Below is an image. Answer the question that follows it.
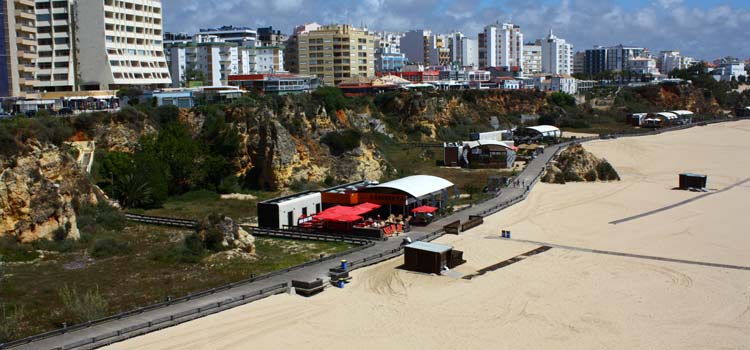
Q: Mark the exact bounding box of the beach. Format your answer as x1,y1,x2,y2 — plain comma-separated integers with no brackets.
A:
105,120,750,350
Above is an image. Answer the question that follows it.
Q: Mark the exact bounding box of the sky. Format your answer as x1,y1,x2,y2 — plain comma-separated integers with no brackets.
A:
162,0,750,60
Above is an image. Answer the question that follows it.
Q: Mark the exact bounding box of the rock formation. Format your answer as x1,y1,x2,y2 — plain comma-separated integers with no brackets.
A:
542,144,620,184
0,141,99,242
197,215,255,254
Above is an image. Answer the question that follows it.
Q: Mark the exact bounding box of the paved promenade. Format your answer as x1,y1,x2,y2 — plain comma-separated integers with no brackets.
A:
8,141,567,350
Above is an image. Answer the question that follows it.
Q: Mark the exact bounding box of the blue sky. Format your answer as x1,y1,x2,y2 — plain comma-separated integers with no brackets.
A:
162,0,750,60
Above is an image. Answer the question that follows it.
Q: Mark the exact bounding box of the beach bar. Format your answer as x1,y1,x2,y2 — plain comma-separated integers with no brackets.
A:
404,241,454,274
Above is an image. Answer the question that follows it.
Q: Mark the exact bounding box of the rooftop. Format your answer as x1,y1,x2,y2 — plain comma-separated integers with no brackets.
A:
406,241,452,254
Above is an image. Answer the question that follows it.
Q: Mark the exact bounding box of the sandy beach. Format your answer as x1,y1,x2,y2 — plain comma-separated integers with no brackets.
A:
105,120,750,350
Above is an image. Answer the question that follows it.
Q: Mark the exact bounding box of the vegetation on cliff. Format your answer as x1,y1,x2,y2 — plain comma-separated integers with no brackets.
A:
542,144,620,184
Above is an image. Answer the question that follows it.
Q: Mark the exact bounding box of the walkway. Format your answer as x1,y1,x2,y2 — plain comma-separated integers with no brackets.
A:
6,141,569,350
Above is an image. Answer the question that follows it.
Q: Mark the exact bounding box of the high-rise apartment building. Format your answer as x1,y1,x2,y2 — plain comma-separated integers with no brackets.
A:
584,46,608,76
283,22,319,73
584,45,646,76
460,37,478,69
573,51,585,75
659,50,689,74
34,0,75,92
76,0,170,90
523,42,542,74
1,0,39,98
606,44,645,72
257,26,286,47
374,31,406,72
296,24,375,86
167,34,284,88
401,29,450,66
480,22,524,71
541,29,573,75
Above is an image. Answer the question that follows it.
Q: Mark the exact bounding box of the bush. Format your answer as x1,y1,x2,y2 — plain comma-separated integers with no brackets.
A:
0,236,39,262
312,87,347,115
321,130,362,156
0,304,24,343
596,161,621,181
150,230,208,264
91,238,131,258
549,92,576,107
59,284,109,323
76,202,126,235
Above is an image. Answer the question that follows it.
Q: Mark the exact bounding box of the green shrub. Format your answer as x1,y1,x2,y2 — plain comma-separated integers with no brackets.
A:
562,168,583,182
76,202,126,234
312,87,347,115
0,304,24,343
91,238,131,258
173,190,220,202
321,130,362,156
0,236,39,262
58,284,108,323
549,92,576,107
596,161,621,181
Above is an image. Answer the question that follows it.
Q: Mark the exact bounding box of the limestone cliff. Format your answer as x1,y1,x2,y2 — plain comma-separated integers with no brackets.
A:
0,141,99,242
542,144,620,184
93,112,157,153
224,98,387,191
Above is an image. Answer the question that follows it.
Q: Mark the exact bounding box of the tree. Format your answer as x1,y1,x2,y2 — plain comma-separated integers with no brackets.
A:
548,92,576,107
463,184,481,204
184,69,205,87
116,87,143,106
312,87,347,115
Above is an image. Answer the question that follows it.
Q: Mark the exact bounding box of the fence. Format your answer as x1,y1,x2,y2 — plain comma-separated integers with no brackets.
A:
5,116,747,350
0,241,374,350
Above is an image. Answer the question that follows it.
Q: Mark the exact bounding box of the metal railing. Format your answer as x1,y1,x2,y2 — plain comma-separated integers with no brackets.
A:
0,241,373,350
4,116,747,350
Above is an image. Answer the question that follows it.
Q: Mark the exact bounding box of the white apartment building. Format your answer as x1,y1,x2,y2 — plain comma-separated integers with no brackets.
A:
167,34,283,87
34,0,75,92
76,0,170,90
541,30,573,75
449,31,469,67
628,57,659,75
659,50,680,74
480,22,524,71
523,42,542,74
461,37,478,69
712,62,746,82
1,0,39,98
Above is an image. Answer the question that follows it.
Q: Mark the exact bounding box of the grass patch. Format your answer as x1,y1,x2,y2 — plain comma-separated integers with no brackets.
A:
140,190,276,223
0,223,355,342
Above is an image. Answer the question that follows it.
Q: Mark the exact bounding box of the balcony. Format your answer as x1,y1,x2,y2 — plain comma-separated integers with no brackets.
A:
18,64,37,73
15,23,37,34
17,51,38,60
14,9,36,21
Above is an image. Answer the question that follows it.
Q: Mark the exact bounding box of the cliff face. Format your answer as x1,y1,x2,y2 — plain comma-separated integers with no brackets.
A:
225,99,387,191
0,142,98,242
375,90,550,140
93,116,157,153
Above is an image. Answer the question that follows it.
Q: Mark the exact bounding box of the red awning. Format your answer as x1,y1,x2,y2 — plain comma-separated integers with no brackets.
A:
411,205,438,214
329,215,364,223
314,203,381,221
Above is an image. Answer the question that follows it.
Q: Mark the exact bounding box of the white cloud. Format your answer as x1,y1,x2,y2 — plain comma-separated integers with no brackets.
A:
162,0,750,59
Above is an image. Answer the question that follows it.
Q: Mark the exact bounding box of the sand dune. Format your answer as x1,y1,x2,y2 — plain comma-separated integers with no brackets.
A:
105,121,750,350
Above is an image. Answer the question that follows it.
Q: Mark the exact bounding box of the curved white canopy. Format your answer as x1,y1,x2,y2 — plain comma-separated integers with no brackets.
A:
373,175,454,198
